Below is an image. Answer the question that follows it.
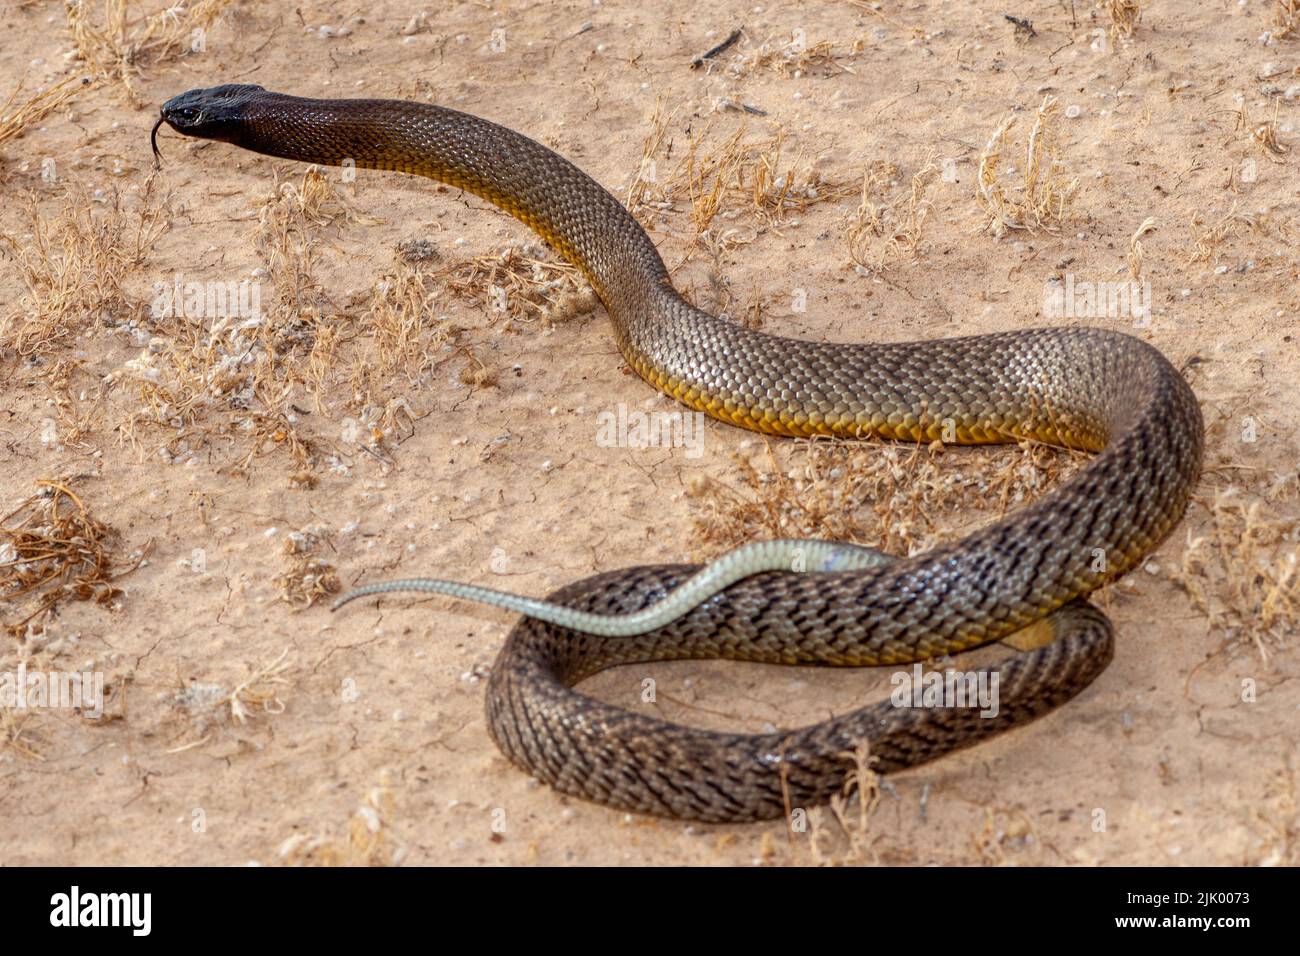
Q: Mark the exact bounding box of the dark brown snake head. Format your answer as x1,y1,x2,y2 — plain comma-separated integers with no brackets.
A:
152,84,267,166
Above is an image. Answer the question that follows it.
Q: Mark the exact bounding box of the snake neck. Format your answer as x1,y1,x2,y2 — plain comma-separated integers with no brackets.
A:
227,92,670,315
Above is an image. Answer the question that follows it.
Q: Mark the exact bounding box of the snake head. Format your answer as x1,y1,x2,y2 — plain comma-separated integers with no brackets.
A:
153,84,267,163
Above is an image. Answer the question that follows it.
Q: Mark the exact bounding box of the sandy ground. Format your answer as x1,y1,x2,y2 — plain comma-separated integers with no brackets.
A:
0,0,1297,866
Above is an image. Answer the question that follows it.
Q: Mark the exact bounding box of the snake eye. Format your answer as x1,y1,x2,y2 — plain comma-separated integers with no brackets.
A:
175,107,200,122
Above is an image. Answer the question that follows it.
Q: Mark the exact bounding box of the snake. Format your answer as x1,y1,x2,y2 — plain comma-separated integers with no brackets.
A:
155,85,1203,823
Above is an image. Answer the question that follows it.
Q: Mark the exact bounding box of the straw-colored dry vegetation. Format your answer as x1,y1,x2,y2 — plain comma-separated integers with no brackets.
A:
439,243,593,329
627,100,857,252
725,33,866,80
1127,216,1157,282
1186,205,1273,265
167,647,292,750
0,76,92,161
1173,479,1300,659
0,702,47,760
1,179,169,357
687,438,1079,561
1276,0,1300,39
1233,104,1291,158
278,772,402,866
743,738,887,866
0,150,455,487
977,96,1081,237
361,261,448,385
1100,1,1144,42
252,168,357,322
847,154,942,273
971,804,1043,865
274,528,341,608
65,0,235,101
801,741,883,865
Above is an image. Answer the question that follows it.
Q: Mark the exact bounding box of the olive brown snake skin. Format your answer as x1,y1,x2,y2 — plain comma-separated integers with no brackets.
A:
157,85,1203,823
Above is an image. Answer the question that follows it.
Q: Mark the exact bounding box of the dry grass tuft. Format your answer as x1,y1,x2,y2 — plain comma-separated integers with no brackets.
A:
687,438,1075,561
352,260,453,392
847,153,942,273
1101,0,1144,42
727,34,864,79
625,97,676,217
0,706,48,761
1235,105,1291,158
278,774,401,866
977,96,1080,237
253,167,357,324
64,0,233,101
439,243,592,329
456,347,500,389
228,648,292,724
274,530,340,608
1,178,169,357
628,116,855,254
0,75,92,160
1186,204,1268,264
110,169,346,474
1172,482,1299,659
1248,762,1298,865
1127,216,1157,281
0,479,146,639
787,740,883,866
1275,0,1300,39
972,805,1041,865
107,167,340,476
42,357,106,449
168,649,292,749
107,308,321,477
825,740,883,863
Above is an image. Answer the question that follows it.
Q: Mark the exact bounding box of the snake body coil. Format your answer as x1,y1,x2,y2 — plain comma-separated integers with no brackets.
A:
159,85,1203,823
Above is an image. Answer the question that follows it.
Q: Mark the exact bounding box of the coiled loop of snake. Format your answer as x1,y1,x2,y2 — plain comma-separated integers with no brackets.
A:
158,85,1203,822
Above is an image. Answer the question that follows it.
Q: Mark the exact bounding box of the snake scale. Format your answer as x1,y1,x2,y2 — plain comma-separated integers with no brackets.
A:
157,85,1203,823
